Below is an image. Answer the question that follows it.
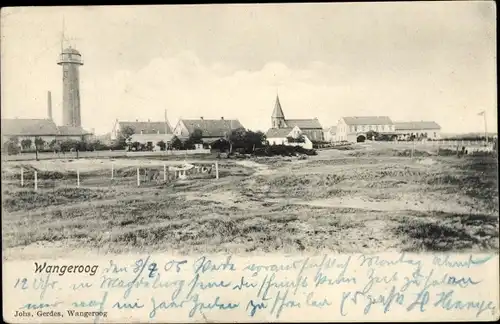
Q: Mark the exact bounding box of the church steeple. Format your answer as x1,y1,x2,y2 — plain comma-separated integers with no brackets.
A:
271,94,286,128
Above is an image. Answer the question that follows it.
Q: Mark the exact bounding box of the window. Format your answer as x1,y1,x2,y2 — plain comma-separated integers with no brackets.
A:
354,126,358,132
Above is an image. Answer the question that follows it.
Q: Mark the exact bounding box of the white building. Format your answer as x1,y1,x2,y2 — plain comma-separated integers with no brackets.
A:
323,126,337,142
394,121,442,140
265,125,313,149
336,116,396,143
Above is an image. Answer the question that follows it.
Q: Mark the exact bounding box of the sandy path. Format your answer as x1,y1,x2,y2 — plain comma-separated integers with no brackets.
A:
288,198,486,215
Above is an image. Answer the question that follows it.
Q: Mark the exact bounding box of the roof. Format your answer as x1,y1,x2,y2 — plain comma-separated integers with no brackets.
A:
394,121,441,130
342,116,393,125
272,95,285,119
180,119,244,137
57,126,92,136
1,118,60,136
119,121,173,134
62,47,81,55
285,118,323,129
265,128,294,138
324,126,337,134
130,133,174,142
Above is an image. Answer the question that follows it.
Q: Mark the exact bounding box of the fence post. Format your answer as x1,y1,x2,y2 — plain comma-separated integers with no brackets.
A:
34,171,38,191
163,164,167,181
77,169,80,187
215,161,219,179
137,168,140,187
21,167,24,187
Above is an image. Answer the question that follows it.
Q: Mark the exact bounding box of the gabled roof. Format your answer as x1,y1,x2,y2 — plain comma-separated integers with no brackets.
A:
325,126,337,134
119,121,172,134
265,128,294,138
1,118,60,136
272,95,285,119
180,119,244,138
285,118,323,129
394,121,441,130
342,116,393,125
57,126,92,136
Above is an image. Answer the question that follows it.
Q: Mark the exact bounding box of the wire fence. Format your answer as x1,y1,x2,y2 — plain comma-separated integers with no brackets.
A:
3,162,220,192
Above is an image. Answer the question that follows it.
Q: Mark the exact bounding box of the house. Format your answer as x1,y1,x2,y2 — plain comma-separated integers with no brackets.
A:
265,125,313,150
323,126,337,142
270,95,324,141
172,117,245,144
113,119,173,139
129,133,175,151
1,118,93,150
394,121,442,141
336,116,396,143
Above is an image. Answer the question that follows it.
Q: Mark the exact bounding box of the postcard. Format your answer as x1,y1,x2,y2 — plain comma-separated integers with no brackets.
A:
1,2,498,323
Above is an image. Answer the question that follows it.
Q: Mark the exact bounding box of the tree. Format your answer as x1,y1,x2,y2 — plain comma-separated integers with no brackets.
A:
157,140,166,151
34,137,46,160
170,136,183,150
184,128,203,149
211,138,230,152
49,139,60,153
244,130,266,152
190,128,203,144
34,137,45,150
5,136,20,155
366,130,379,141
226,127,247,154
130,141,141,151
117,125,135,149
21,139,32,151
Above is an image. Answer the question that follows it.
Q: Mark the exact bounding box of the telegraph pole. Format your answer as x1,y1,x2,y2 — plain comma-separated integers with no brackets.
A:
483,111,488,144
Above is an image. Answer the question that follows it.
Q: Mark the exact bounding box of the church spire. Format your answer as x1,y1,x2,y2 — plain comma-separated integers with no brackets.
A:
271,94,286,129
272,94,285,119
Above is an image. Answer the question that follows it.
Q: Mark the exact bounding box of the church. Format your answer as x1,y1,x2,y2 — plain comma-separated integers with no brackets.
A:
266,95,324,142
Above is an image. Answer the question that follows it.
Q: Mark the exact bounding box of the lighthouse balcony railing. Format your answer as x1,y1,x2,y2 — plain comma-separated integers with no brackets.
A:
57,55,84,65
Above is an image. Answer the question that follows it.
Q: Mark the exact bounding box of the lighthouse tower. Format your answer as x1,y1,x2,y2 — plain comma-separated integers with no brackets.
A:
57,46,83,127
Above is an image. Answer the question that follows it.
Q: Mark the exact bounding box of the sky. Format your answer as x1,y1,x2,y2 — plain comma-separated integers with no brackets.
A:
1,2,497,135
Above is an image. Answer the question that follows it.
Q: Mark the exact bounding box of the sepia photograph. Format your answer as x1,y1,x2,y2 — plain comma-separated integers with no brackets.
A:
2,3,499,323
1,3,498,261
